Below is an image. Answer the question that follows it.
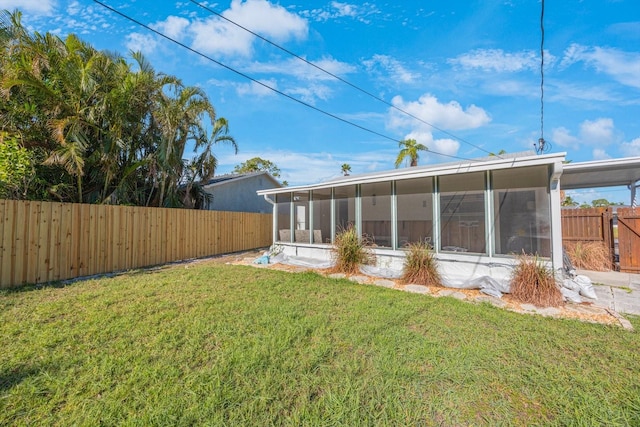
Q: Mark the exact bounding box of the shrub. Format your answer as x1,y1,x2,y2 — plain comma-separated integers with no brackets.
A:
401,241,442,286
564,241,611,271
331,225,375,275
510,253,563,307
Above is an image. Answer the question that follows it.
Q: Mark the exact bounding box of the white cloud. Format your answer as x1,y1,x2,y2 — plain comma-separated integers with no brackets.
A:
404,131,460,162
560,43,640,89
549,81,621,104
389,93,491,131
302,1,379,23
551,118,616,150
551,126,579,149
579,118,615,145
236,79,277,97
226,0,307,41
449,49,540,72
152,16,190,40
363,54,419,84
324,2,358,19
190,18,254,56
0,0,54,14
285,83,332,104
385,94,490,160
191,0,307,57
125,33,158,55
66,1,80,16
246,56,356,81
592,148,611,160
620,137,640,157
128,1,307,58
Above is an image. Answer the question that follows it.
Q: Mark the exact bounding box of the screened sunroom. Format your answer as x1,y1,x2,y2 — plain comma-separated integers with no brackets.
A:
258,152,565,279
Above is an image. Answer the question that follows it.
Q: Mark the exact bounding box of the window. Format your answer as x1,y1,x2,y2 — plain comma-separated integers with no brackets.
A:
334,185,356,235
396,178,433,247
439,172,486,253
361,182,392,247
276,193,291,242
311,189,331,244
492,166,551,257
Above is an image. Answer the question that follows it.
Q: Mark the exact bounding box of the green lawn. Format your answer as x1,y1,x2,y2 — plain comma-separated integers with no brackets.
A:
1,263,639,426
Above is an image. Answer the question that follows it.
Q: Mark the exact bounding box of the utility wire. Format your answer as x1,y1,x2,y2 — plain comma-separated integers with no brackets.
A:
188,0,499,159
535,0,550,155
92,0,479,163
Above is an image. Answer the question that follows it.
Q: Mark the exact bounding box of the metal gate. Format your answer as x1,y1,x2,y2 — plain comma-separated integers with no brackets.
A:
617,207,640,273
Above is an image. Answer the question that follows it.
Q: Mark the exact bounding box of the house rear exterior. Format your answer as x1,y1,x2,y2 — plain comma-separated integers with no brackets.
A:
204,171,281,213
258,152,564,282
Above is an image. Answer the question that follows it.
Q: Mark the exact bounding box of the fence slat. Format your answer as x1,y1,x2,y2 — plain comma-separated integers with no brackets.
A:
0,200,4,276
25,201,41,285
0,199,272,288
1,200,16,286
617,207,640,273
562,207,615,270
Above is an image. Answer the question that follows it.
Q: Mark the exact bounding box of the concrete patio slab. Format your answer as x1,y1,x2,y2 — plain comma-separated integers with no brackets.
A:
577,269,640,316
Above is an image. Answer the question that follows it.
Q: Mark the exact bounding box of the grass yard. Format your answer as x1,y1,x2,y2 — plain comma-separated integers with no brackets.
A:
1,262,639,426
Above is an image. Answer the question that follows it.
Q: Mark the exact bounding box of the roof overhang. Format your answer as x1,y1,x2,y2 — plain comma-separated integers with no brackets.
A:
257,152,566,196
561,157,640,190
204,171,281,190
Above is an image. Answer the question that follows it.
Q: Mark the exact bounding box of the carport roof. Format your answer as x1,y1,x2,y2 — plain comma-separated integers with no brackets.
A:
561,157,640,190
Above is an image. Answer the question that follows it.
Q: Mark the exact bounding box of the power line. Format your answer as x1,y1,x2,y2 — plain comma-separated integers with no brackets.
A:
91,0,479,163
535,0,550,155
188,0,499,159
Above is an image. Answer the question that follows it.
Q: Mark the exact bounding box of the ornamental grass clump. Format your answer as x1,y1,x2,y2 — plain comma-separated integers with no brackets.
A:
564,241,610,271
401,241,442,287
510,253,563,308
331,225,375,275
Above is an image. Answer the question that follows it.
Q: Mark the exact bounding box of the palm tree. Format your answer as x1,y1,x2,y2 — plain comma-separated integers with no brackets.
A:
0,11,235,208
341,163,351,176
181,117,237,208
395,139,428,168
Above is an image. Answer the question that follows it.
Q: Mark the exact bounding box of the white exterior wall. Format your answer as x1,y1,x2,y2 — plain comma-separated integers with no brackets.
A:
277,243,520,282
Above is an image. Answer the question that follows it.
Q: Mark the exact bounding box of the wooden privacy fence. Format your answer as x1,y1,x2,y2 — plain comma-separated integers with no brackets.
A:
0,199,272,288
561,207,640,273
561,207,615,270
617,207,640,273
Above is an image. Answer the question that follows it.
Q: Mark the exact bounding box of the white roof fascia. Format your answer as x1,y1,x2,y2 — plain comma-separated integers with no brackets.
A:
257,152,566,196
561,157,640,189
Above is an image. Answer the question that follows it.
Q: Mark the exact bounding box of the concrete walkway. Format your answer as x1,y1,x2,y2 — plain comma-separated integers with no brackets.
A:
577,269,640,315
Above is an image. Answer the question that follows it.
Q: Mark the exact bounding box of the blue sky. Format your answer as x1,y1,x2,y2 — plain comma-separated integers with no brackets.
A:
4,0,640,203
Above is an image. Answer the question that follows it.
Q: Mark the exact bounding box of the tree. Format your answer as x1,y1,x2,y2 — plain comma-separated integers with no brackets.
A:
395,138,427,168
489,149,507,157
591,198,622,207
0,132,34,198
341,163,351,176
0,10,232,208
561,195,579,207
233,157,281,178
560,190,578,207
181,117,237,208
